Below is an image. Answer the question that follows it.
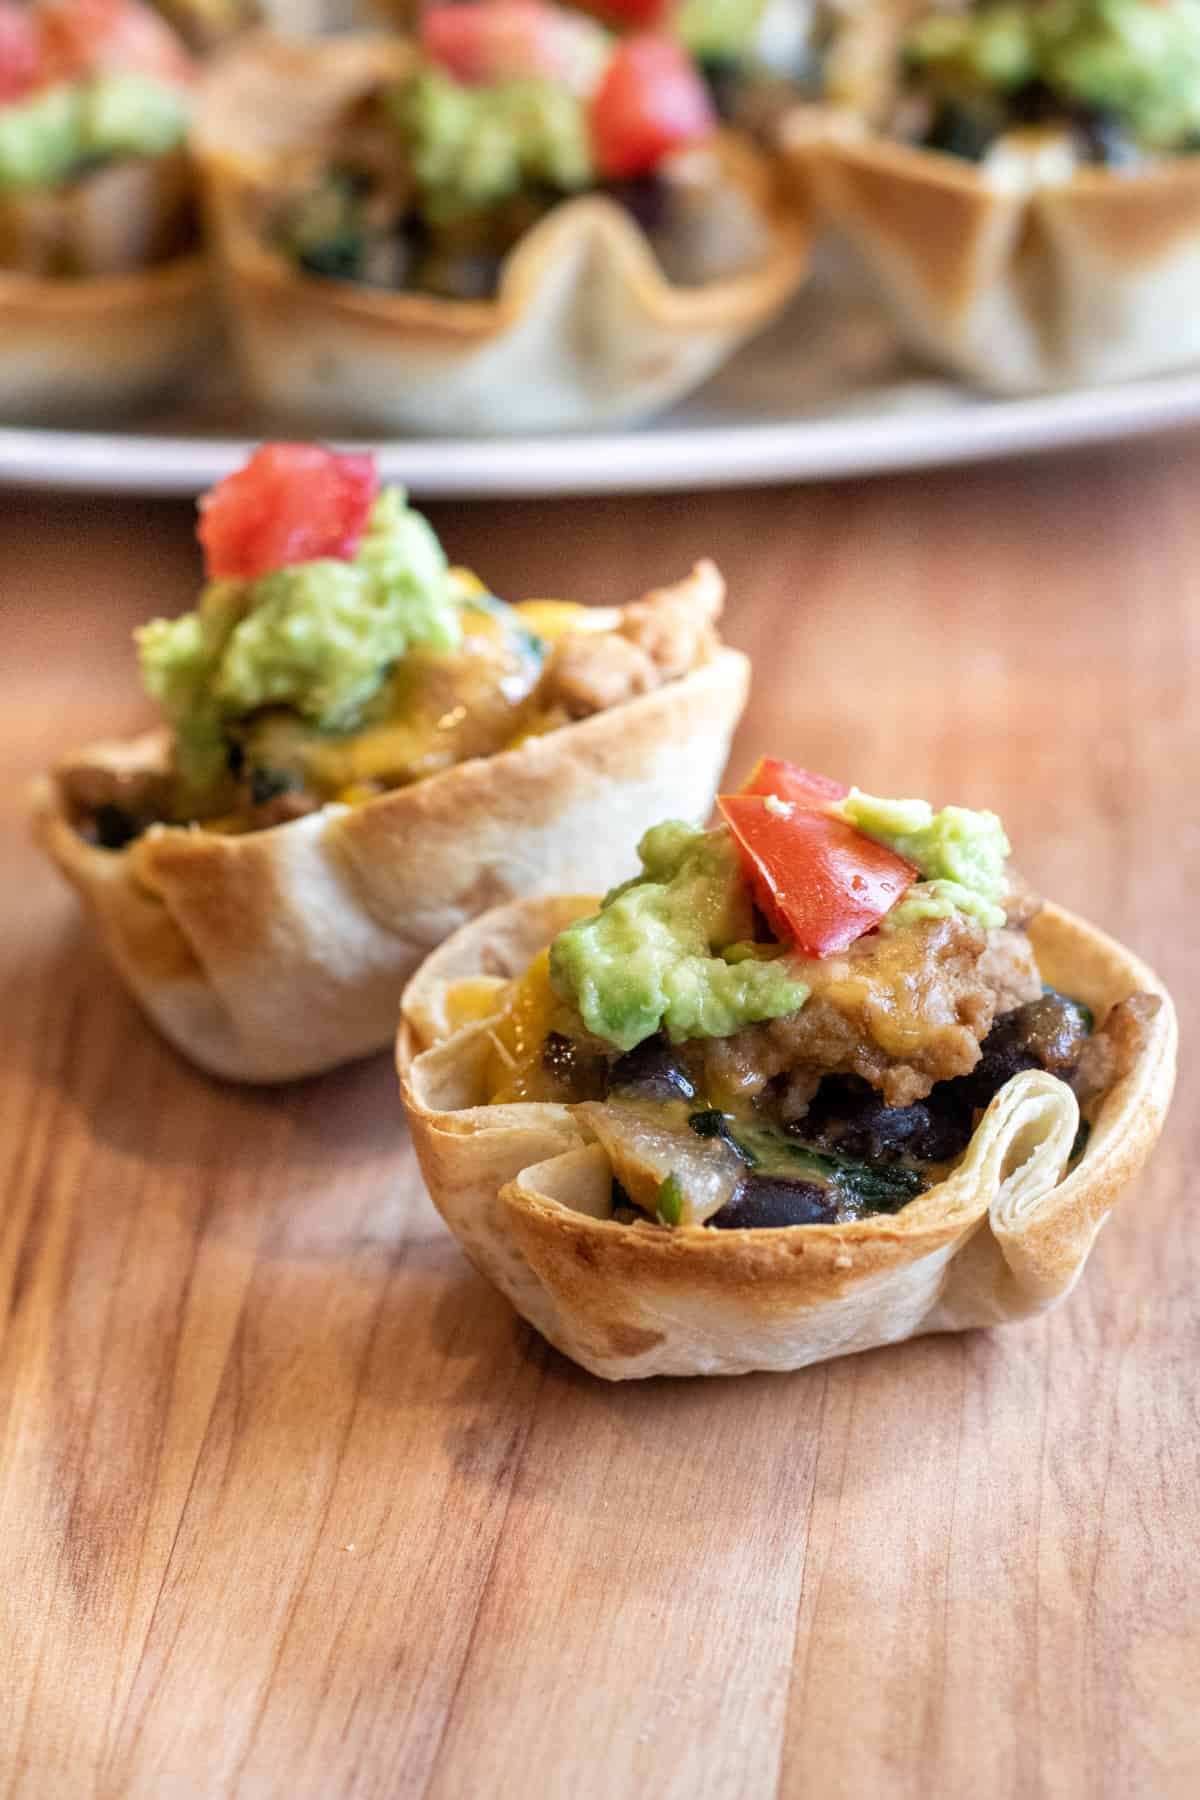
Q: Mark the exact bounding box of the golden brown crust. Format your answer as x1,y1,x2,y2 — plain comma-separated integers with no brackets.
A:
398,897,1176,1378
193,32,809,432
0,251,213,420
784,120,1200,392
32,569,750,1082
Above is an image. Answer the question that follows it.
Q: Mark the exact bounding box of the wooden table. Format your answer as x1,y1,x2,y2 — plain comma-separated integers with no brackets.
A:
2,444,1197,1799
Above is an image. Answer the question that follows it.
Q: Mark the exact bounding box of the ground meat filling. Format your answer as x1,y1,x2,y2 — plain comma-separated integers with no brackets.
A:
537,574,721,719
59,574,721,845
700,914,1043,1111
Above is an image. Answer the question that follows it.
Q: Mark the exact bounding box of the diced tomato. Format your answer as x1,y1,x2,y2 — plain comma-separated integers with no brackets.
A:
197,445,380,582
0,2,42,101
577,0,673,27
739,759,849,810
717,795,915,959
421,2,608,95
39,0,195,88
589,34,714,179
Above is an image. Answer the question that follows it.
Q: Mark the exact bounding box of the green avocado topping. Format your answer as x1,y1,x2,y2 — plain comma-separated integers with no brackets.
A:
676,0,768,61
0,74,189,193
549,820,809,1053
137,489,460,805
392,68,593,227
834,788,1010,930
906,0,1200,151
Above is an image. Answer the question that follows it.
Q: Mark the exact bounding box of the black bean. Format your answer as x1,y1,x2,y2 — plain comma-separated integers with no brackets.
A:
298,238,365,282
610,1179,642,1225
922,101,999,161
92,804,139,850
1009,80,1061,127
698,56,741,124
904,1093,976,1163
543,1031,583,1086
249,766,300,808
1070,108,1140,168
541,1032,606,1102
1018,992,1093,1070
710,1175,838,1230
603,171,670,237
953,992,1091,1114
609,1036,696,1104
800,1076,936,1164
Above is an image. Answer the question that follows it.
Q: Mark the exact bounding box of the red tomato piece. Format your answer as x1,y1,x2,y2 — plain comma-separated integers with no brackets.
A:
717,795,916,959
421,1,604,92
39,0,194,87
738,758,848,810
583,0,673,27
0,1,42,100
197,445,380,582
590,35,714,179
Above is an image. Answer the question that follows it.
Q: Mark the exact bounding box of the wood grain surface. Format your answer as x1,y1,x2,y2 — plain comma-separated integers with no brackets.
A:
2,445,1197,1799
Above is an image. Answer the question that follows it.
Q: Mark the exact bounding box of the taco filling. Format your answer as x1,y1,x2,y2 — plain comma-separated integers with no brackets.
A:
0,0,197,277
891,0,1200,166
54,442,729,844
262,1,776,302
459,759,1159,1228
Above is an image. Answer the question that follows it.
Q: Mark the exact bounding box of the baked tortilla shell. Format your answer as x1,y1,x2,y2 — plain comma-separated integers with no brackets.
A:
398,896,1176,1379
32,587,749,1082
787,125,1200,392
193,33,809,433
0,252,213,421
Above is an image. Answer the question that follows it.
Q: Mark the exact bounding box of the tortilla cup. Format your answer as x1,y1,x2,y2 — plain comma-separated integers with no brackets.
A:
0,250,213,422
32,567,749,1083
785,118,1200,393
193,32,809,434
398,896,1176,1379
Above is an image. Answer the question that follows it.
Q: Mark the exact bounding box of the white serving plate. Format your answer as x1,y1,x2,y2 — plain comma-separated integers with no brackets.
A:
4,281,1200,499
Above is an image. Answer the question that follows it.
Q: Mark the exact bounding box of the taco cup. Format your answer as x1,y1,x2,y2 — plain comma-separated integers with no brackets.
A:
32,444,749,1082
0,0,213,418
783,0,1200,392
398,762,1175,1379
192,18,808,434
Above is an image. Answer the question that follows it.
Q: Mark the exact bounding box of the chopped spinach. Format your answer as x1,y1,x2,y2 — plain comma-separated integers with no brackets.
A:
278,171,366,284
462,588,546,666
687,1108,743,1154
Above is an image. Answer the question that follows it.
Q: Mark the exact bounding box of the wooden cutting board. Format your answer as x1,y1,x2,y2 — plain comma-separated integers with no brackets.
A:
2,450,1197,1799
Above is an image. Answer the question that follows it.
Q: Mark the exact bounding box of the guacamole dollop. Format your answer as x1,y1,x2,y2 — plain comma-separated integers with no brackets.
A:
906,0,1200,150
0,74,189,193
138,489,460,802
836,789,1010,930
549,820,809,1052
393,68,593,226
677,0,767,61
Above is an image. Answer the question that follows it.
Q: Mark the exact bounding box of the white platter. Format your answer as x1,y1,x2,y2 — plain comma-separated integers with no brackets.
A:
4,282,1200,499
